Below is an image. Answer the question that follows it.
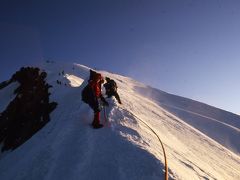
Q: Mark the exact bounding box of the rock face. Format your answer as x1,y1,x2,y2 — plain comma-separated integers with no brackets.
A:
0,67,57,152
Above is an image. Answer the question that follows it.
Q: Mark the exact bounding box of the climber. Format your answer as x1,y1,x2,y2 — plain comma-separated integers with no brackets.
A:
82,70,109,129
104,77,122,104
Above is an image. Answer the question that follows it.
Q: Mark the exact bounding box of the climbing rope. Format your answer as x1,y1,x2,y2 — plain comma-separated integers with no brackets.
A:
118,107,168,180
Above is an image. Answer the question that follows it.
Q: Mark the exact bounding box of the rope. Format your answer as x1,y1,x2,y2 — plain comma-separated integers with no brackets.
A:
118,107,168,180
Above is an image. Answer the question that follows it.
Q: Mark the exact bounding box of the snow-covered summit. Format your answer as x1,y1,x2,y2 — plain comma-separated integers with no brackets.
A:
0,61,240,180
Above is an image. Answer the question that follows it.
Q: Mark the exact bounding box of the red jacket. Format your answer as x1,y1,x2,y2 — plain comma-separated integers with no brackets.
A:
89,80,101,98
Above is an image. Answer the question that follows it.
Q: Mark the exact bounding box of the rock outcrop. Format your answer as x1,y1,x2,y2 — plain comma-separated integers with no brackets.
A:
0,67,57,151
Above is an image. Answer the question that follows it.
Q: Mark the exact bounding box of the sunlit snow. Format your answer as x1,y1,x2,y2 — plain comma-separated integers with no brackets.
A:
0,62,239,180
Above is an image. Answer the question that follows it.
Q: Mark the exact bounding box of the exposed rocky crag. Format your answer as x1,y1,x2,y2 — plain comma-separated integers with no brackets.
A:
0,67,57,151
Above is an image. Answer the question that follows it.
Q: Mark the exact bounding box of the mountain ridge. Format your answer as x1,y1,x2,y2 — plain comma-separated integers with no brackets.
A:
0,61,239,180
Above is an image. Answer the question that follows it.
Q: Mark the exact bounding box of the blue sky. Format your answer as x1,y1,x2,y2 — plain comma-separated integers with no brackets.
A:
0,0,239,114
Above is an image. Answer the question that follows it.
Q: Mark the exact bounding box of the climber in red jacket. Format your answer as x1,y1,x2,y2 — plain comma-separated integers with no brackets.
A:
82,70,109,128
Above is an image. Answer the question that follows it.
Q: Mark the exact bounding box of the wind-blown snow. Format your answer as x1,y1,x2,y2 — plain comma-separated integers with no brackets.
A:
135,87,240,155
0,62,239,180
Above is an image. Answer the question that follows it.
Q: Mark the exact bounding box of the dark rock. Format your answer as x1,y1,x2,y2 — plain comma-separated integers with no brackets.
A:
0,80,13,90
0,67,58,152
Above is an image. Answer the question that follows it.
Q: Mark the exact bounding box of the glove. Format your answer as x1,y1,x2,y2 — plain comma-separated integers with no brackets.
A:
100,96,109,106
102,100,109,106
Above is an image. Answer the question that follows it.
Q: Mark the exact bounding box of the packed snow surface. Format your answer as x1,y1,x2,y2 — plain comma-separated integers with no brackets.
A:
0,62,240,180
0,82,19,113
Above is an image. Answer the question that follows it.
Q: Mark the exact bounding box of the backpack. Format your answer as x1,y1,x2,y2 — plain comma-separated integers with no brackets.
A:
82,84,94,104
107,80,117,92
89,69,102,82
82,69,101,104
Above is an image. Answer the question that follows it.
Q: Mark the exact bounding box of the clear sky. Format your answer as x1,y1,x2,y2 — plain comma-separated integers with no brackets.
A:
0,0,239,114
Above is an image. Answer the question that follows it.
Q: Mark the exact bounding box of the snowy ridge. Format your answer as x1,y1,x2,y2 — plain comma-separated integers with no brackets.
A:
135,86,240,155
0,62,240,180
0,82,19,113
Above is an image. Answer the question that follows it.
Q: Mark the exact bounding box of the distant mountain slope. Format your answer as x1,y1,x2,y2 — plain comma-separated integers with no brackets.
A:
136,86,240,128
135,86,240,155
0,62,239,180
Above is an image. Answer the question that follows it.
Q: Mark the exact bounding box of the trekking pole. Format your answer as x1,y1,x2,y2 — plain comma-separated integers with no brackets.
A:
118,107,168,180
103,106,108,126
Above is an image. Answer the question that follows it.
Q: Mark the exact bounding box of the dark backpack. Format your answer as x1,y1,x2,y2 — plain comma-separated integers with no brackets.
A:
81,69,100,104
89,69,99,82
82,84,94,104
106,80,117,92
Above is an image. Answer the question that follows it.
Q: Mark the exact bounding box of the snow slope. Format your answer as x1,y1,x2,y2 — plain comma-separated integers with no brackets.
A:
0,82,19,113
135,86,240,155
0,62,239,180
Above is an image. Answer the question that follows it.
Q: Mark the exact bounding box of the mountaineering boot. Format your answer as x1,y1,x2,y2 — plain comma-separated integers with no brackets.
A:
92,112,103,129
93,123,103,129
